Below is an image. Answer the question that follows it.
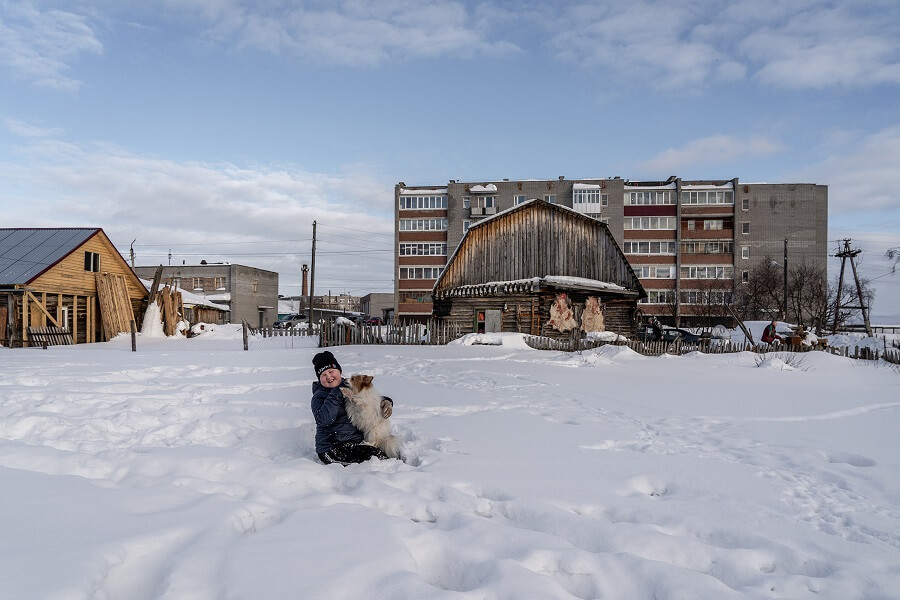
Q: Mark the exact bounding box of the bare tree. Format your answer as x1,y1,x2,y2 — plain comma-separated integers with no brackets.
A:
887,247,900,274
732,258,782,322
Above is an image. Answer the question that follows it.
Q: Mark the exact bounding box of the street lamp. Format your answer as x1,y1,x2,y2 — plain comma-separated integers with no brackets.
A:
769,237,788,321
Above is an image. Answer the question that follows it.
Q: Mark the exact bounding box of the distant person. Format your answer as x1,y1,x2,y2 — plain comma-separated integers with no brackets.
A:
650,317,663,342
761,319,782,345
310,351,394,466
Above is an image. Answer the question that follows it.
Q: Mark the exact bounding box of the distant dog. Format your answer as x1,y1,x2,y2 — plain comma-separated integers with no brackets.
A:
341,374,401,459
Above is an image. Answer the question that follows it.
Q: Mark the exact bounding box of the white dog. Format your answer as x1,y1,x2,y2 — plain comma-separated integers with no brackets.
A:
341,374,401,459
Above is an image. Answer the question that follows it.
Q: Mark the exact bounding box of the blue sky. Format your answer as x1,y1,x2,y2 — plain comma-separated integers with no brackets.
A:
1,0,898,321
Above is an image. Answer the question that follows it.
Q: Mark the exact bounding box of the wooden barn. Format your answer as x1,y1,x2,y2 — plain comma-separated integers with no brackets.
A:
0,228,148,347
432,199,646,339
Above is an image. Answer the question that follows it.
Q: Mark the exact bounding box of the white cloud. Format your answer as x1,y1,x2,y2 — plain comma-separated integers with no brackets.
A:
169,0,519,65
0,137,397,294
546,0,900,89
0,1,102,90
640,134,782,174
792,125,900,215
3,116,64,137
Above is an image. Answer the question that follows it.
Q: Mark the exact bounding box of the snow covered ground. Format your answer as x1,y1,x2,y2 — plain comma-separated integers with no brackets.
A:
1,335,898,599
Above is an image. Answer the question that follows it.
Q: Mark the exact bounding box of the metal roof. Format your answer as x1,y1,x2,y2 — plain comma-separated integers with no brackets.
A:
0,228,100,286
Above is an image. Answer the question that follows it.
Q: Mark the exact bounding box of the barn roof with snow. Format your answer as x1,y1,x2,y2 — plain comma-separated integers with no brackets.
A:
433,199,645,300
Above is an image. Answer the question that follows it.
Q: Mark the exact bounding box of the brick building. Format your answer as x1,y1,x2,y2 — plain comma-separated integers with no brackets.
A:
394,177,827,327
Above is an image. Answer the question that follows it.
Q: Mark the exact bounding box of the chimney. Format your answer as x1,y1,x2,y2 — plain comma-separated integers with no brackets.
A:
301,263,309,297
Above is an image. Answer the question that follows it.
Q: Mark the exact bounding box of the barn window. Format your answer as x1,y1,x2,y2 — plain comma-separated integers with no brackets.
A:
475,310,486,334
84,251,100,272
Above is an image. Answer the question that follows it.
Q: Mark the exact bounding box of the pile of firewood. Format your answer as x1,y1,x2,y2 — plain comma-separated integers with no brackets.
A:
145,266,185,336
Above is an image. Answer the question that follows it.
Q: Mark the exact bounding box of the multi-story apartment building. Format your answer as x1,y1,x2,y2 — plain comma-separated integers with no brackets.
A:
394,177,827,326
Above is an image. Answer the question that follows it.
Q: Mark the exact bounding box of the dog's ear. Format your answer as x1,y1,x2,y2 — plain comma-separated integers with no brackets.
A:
362,374,374,387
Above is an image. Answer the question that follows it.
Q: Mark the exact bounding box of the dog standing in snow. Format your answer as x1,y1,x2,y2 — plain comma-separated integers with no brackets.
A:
340,374,401,459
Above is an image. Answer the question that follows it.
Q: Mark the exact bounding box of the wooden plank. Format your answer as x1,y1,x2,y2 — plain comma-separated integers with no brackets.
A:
25,291,61,327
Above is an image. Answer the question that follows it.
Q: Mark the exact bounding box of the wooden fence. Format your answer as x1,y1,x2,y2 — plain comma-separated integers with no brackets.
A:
319,318,463,348
523,334,900,363
246,318,900,364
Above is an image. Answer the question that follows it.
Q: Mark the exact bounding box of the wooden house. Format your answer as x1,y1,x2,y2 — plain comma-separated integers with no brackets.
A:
0,228,148,346
432,200,646,339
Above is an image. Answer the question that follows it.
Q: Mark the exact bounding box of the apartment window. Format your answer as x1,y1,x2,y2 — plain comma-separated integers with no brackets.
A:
681,240,734,254
399,218,448,231
514,195,526,205
399,267,444,279
626,191,674,205
742,270,750,283
473,196,495,208
741,222,750,235
192,277,202,290
623,241,677,255
624,216,676,230
680,266,734,279
637,265,675,279
544,194,556,204
399,243,447,256
680,290,733,305
703,219,724,230
463,220,471,232
742,198,750,211
399,195,448,210
84,251,100,272
463,197,470,209
600,218,610,224
573,189,607,206
741,246,750,259
687,220,695,230
213,277,226,289
640,290,676,304
680,190,734,205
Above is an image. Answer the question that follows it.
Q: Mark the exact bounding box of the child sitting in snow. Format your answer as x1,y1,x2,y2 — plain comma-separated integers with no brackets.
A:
310,351,394,466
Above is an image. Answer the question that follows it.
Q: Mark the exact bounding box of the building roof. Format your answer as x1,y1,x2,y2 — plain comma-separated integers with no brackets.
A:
433,199,646,299
0,228,101,286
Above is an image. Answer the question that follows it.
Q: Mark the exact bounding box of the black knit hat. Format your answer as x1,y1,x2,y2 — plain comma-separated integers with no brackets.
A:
312,351,341,378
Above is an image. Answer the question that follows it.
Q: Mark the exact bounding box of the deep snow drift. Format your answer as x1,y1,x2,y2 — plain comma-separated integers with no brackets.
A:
0,335,898,599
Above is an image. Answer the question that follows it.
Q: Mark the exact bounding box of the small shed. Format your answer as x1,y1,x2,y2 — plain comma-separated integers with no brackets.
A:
0,228,148,346
432,200,646,339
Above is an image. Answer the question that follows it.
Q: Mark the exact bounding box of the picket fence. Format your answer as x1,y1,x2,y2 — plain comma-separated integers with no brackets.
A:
249,318,900,364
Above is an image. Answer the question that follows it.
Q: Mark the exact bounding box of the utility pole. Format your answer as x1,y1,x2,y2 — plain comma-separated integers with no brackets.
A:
308,221,317,330
783,238,788,321
831,239,872,336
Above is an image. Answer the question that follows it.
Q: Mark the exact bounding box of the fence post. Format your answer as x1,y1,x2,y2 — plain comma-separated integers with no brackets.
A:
130,319,137,352
242,320,249,351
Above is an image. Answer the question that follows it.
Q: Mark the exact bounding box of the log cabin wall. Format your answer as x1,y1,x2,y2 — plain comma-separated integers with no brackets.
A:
434,291,637,340
436,202,642,294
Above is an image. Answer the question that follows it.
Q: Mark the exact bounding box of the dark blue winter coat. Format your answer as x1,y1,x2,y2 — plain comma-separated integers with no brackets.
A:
311,379,363,454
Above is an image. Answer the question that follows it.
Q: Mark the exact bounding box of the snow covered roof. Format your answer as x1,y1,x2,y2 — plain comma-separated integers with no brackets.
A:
400,188,448,195
572,183,602,190
624,182,677,190
140,279,230,311
469,184,498,193
681,182,734,189
438,276,636,299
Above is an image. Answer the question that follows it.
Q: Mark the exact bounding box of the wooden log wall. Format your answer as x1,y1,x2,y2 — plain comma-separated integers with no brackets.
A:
435,291,638,340
436,203,641,295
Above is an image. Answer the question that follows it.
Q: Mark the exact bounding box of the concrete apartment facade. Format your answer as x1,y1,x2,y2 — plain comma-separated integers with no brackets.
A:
394,177,827,326
134,263,279,328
